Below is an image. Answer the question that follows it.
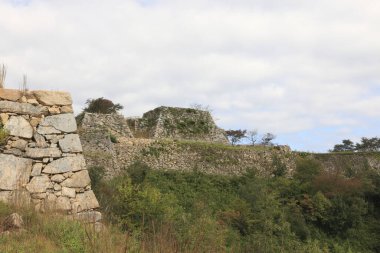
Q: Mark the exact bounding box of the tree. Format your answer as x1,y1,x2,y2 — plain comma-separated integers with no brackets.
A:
225,129,247,145
83,97,123,114
247,130,259,145
332,139,355,152
356,137,380,152
261,133,276,146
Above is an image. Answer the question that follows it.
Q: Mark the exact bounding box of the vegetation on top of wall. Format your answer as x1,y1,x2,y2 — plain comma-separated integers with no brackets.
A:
161,107,213,136
0,123,9,146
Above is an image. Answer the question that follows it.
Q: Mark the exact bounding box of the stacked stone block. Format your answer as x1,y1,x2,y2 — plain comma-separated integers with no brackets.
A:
0,89,100,223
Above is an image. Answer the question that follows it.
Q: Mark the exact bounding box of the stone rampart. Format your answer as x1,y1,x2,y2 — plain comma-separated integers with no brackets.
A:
0,89,100,223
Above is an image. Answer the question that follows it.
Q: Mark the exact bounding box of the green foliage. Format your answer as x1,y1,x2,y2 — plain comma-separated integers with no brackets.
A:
109,133,117,143
0,123,9,146
88,158,380,252
84,97,123,114
42,218,87,253
225,129,247,145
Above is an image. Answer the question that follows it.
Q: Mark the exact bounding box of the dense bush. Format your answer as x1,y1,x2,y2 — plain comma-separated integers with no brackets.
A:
91,158,380,252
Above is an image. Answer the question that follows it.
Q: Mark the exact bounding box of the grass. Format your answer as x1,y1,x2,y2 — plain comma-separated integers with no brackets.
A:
0,202,126,253
0,124,9,146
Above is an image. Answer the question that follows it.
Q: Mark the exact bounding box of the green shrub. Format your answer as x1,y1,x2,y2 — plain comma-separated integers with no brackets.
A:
0,123,9,146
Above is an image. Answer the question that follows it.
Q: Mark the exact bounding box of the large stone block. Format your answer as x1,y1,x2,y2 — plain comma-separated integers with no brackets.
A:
40,114,77,133
25,147,62,158
61,170,91,188
56,196,71,211
0,101,48,116
72,190,99,212
33,91,72,106
0,89,22,101
0,154,32,190
4,116,33,139
43,155,86,174
26,175,51,193
58,134,83,153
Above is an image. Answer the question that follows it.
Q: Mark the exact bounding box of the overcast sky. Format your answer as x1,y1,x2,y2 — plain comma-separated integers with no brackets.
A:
1,0,379,152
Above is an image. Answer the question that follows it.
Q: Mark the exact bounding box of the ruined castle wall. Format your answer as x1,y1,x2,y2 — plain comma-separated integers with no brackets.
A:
0,89,100,223
127,107,229,144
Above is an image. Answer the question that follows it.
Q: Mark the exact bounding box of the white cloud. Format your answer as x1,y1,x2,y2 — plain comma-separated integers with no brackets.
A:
0,0,379,151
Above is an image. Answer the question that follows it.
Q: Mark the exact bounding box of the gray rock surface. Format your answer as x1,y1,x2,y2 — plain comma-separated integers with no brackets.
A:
0,101,48,116
31,163,43,176
43,155,86,174
26,175,51,193
58,134,83,153
75,211,102,222
37,126,61,135
33,91,72,106
2,213,24,230
11,139,28,151
25,147,62,158
33,133,48,148
72,190,99,212
5,116,33,139
0,89,22,101
56,196,71,211
61,170,91,188
40,114,77,133
0,154,32,190
61,187,76,198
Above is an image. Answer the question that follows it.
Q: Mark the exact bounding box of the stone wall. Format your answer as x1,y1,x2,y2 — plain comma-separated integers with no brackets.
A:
0,89,100,223
126,106,229,144
80,129,295,178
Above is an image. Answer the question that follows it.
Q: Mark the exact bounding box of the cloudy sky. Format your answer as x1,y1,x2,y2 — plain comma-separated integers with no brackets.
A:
0,0,379,152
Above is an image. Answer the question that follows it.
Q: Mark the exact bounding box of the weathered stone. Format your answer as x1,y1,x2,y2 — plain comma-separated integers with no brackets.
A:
48,106,60,114
4,116,33,139
3,148,23,156
0,113,9,124
20,96,27,103
72,190,99,212
75,211,102,222
31,193,47,199
56,196,71,211
33,133,48,148
40,114,77,133
27,98,39,105
61,187,76,198
44,135,64,144
0,89,22,101
2,213,24,230
36,126,61,135
31,163,43,176
60,105,73,113
0,101,48,116
43,155,86,174
0,154,32,190
26,175,51,193
44,193,57,210
51,174,65,183
58,134,83,153
54,184,62,191
25,147,61,158
61,170,91,188
33,91,72,106
10,139,28,151
0,191,11,202
29,117,41,127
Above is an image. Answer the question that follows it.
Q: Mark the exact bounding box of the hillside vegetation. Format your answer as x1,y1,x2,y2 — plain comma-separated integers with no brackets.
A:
1,153,379,252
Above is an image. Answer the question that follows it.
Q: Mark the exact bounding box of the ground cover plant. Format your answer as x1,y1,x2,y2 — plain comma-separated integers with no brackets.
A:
88,156,380,253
